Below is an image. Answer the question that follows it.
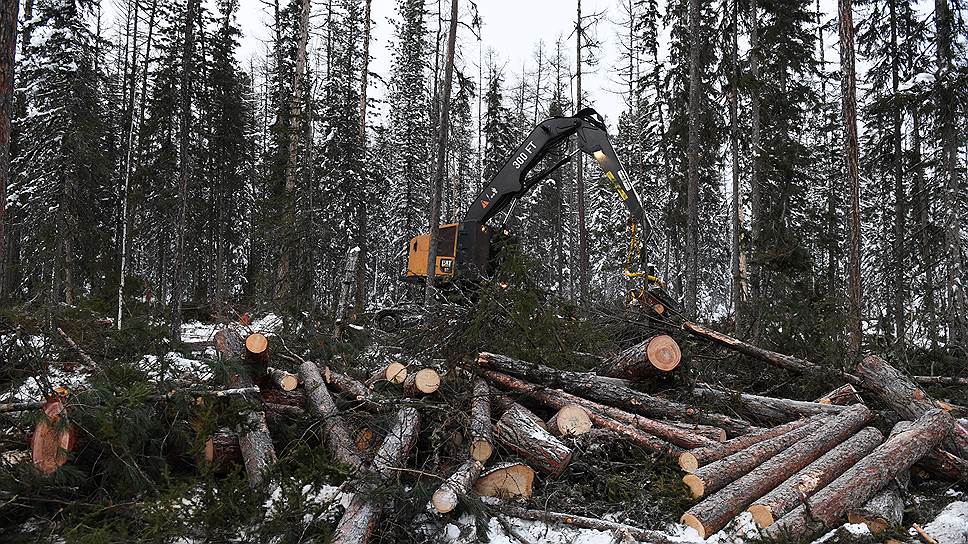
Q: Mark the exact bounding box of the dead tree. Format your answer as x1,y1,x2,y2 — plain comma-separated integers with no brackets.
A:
764,409,954,540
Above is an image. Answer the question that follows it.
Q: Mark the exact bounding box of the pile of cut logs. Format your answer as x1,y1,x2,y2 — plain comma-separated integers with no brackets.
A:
6,322,967,544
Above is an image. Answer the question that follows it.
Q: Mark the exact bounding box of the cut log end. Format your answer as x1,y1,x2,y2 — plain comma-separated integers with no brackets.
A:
473,463,535,500
748,504,775,528
681,513,707,540
385,362,407,384
411,368,440,394
245,333,268,356
682,474,705,498
469,439,493,462
431,488,460,514
846,512,890,535
547,404,593,437
679,452,699,473
647,334,681,371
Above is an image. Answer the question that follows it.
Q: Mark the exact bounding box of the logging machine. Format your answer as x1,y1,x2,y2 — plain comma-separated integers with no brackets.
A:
402,108,673,312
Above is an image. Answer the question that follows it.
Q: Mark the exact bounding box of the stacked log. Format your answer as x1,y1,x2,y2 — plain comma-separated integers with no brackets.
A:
596,334,682,379
846,422,913,534
681,404,873,538
854,355,968,459
244,332,269,365
299,361,364,470
679,417,819,473
815,384,863,406
366,362,407,387
682,415,828,498
746,427,883,527
546,405,593,437
429,459,484,514
332,407,420,544
403,368,441,397
324,366,386,412
491,391,547,431
763,409,954,540
204,428,242,467
473,462,535,499
468,378,493,462
477,352,756,436
266,367,298,391
494,404,572,477
692,383,846,425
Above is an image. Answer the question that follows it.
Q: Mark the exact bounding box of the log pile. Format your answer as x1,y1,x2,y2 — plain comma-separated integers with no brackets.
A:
5,316,966,544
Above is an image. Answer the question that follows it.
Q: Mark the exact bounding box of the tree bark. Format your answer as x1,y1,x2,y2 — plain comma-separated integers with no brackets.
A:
424,0,458,303
204,428,242,467
214,328,277,486
846,473,907,534
323,366,386,412
728,0,745,330
335,246,361,332
266,367,298,392
575,0,588,301
747,0,762,338
763,409,954,541
920,501,968,544
692,383,847,425
170,0,199,341
684,0,701,318
747,427,883,528
839,0,863,358
546,404,592,437
299,360,364,470
469,378,493,462
679,417,822,473
480,369,685,455
682,415,828,498
681,404,873,538
914,375,968,386
596,335,681,379
473,462,535,499
815,384,863,405
495,404,572,477
332,407,420,544
660,421,726,443
0,0,17,296
477,352,756,436
854,354,968,458
429,458,483,514
492,390,547,431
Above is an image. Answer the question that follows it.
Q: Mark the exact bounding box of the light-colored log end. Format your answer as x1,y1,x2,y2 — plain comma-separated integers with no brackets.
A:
431,489,459,514
846,513,890,535
678,452,699,473
682,474,705,498
647,334,681,371
680,513,706,540
548,405,593,437
245,333,268,355
203,438,215,464
385,362,408,384
474,463,535,499
747,504,775,528
469,440,493,462
413,368,441,394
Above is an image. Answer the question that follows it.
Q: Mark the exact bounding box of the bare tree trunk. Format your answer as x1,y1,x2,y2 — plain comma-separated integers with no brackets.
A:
747,0,762,339
575,0,588,301
275,0,312,302
839,0,863,358
684,0,701,318
729,0,745,331
0,0,17,298
888,0,905,349
170,0,199,341
354,0,373,312
424,0,458,304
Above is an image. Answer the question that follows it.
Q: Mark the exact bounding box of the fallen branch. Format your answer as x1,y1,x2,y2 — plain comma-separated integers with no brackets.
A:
55,327,98,369
914,375,968,386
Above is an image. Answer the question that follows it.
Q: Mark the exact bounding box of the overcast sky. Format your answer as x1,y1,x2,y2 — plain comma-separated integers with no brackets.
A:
228,0,844,127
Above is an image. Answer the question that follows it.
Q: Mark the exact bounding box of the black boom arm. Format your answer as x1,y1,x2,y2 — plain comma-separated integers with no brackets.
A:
463,108,649,240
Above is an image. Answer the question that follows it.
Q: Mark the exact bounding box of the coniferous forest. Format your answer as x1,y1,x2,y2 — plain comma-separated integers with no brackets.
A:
0,0,967,542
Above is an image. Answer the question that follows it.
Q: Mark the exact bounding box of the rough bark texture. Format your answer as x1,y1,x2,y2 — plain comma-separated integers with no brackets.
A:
679,417,818,472
266,367,298,391
815,383,863,405
429,458,483,514
469,378,493,462
473,462,535,499
854,354,968,458
299,361,364,470
682,415,828,498
764,409,953,541
693,383,847,424
332,407,420,544
495,404,572,477
916,447,968,482
0,0,15,288
839,0,863,357
915,375,968,386
682,404,873,538
491,391,547,431
661,421,726,442
477,352,756,436
481,369,683,455
214,328,277,486
204,428,242,466
324,366,385,412
847,422,912,534
747,427,883,528
597,334,682,379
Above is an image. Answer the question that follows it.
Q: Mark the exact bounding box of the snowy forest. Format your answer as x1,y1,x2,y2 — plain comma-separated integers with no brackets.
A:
1,0,968,542
0,0,962,350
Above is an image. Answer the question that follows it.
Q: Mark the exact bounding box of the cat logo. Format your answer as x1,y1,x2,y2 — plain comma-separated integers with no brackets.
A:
481,200,490,209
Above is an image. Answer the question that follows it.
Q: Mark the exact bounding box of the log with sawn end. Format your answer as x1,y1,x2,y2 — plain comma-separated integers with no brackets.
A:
596,334,682,379
678,417,820,473
429,459,484,514
495,403,572,477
